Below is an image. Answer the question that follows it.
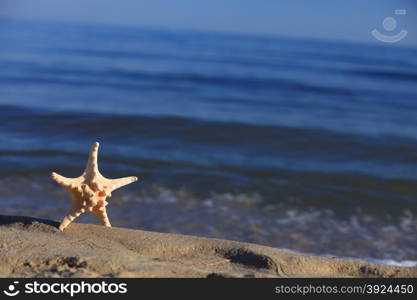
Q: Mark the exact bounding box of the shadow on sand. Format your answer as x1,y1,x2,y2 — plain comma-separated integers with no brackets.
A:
0,214,59,228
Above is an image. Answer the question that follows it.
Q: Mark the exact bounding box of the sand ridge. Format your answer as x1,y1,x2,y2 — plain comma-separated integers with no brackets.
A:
0,215,416,278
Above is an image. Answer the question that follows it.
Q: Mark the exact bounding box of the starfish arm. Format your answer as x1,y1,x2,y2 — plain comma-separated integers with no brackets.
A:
107,176,138,192
92,206,111,227
84,142,100,175
59,207,84,231
51,172,81,189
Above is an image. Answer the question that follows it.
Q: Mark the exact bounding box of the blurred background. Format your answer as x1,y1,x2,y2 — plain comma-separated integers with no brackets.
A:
0,0,416,265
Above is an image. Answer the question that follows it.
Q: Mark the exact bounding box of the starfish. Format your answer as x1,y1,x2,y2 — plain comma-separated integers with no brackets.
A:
51,142,138,231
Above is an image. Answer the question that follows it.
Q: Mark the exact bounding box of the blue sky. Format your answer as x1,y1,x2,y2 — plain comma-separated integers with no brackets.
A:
1,0,416,46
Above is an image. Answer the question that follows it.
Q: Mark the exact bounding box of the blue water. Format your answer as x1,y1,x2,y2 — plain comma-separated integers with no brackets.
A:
1,19,417,261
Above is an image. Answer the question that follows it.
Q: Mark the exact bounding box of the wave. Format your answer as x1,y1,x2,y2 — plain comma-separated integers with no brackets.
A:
0,65,354,96
1,149,417,219
352,69,417,82
3,104,417,164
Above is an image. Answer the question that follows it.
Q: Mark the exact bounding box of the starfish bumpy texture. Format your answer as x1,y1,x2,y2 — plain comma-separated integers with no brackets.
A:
52,142,138,231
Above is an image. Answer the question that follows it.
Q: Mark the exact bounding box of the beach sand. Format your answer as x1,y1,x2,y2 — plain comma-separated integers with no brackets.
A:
0,214,416,278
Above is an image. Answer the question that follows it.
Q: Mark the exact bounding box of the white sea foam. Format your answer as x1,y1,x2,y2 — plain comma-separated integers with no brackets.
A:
279,248,417,267
365,258,417,267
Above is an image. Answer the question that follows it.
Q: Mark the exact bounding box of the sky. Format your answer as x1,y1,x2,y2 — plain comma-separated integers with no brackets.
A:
1,0,416,46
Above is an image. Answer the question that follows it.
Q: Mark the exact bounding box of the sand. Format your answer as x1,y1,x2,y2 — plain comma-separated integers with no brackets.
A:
0,214,416,278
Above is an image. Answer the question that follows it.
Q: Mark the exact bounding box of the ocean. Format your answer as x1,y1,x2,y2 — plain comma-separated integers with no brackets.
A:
0,19,416,264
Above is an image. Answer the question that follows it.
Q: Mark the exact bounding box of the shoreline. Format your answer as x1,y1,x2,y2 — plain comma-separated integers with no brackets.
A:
1,214,416,278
